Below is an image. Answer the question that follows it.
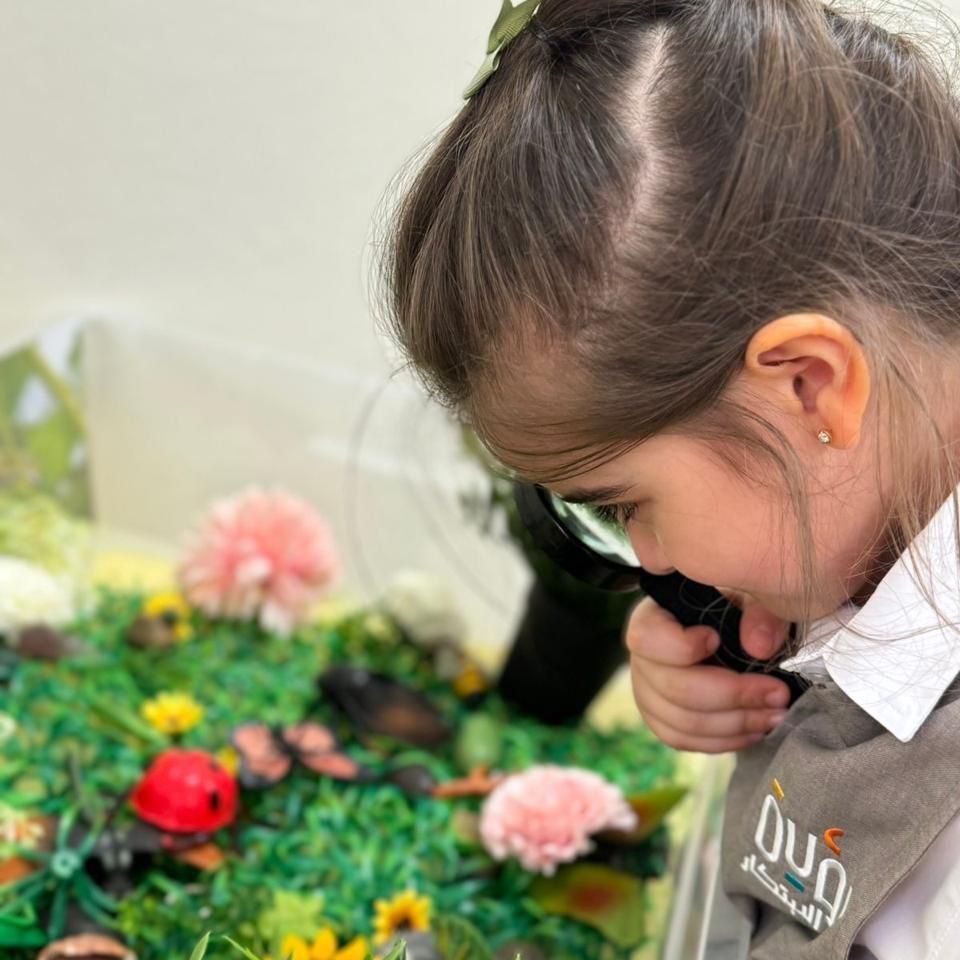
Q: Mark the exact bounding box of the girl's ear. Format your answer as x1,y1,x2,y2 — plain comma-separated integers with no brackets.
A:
744,314,871,449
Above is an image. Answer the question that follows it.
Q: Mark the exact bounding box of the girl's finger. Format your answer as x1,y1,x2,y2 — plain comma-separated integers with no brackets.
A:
739,601,789,660
633,656,792,712
632,671,786,739
624,597,720,666
640,711,768,754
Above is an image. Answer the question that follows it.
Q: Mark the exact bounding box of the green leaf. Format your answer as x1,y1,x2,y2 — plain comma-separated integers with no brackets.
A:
434,915,493,960
222,934,265,960
531,864,646,949
256,889,326,958
598,786,689,845
0,903,47,948
85,698,168,748
380,941,408,960
189,931,211,960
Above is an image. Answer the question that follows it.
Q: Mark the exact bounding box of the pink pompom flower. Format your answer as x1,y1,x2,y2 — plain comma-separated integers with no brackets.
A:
479,765,638,876
177,487,338,636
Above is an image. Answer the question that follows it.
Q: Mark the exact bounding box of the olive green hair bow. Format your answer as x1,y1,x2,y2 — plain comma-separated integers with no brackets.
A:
463,0,542,100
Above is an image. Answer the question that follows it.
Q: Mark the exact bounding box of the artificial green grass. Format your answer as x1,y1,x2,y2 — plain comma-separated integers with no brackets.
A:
1,589,679,960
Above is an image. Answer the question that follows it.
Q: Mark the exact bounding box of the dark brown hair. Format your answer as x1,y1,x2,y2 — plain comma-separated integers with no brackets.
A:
383,0,960,627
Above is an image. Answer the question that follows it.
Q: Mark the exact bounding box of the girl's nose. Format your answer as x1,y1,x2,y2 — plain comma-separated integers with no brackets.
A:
629,527,675,576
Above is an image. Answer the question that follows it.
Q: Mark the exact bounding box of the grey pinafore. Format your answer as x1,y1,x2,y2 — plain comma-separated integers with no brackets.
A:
721,677,960,958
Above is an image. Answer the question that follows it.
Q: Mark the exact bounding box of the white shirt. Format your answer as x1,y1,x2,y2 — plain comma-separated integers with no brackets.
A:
780,490,960,958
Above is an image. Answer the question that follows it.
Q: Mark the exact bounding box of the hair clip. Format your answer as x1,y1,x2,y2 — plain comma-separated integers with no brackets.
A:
463,0,542,100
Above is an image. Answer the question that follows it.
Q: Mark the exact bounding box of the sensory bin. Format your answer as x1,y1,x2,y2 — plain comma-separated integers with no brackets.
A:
0,491,687,960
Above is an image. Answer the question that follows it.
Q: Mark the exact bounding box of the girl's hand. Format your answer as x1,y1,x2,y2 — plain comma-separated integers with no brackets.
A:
625,595,791,753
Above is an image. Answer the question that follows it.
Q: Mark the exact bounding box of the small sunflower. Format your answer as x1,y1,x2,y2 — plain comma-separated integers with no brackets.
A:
142,590,193,641
279,934,312,960
216,745,240,777
274,929,368,960
373,889,432,946
141,691,204,735
327,937,368,960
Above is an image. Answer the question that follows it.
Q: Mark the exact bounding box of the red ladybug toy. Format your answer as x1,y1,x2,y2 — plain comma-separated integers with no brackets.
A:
131,749,238,833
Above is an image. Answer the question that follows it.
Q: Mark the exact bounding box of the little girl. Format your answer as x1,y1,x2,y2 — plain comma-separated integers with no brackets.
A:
382,0,960,956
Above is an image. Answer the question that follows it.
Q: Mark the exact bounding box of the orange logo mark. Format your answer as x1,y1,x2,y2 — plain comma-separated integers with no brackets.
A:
824,828,845,856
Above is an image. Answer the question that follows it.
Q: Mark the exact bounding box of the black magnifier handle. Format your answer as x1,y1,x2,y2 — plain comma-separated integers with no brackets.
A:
633,569,807,703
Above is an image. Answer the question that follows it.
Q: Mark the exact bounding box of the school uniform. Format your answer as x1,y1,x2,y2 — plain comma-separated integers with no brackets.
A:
721,492,960,959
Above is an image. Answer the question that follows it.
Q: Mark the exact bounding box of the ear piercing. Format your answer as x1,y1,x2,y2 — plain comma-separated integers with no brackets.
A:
817,430,832,445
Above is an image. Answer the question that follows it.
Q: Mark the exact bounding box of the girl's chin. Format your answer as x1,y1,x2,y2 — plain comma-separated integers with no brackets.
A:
750,593,850,624
712,585,850,623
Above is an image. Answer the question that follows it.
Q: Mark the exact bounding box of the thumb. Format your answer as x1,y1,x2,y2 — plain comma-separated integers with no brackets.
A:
739,601,788,661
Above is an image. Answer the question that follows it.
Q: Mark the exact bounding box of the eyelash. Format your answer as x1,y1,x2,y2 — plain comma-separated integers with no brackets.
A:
592,503,639,527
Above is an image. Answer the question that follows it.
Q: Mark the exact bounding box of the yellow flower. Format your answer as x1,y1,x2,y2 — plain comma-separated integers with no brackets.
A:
280,934,312,960
311,597,357,628
310,929,338,960
216,745,240,777
373,890,432,946
141,691,204,735
274,929,367,960
362,613,397,642
331,937,369,960
142,590,193,641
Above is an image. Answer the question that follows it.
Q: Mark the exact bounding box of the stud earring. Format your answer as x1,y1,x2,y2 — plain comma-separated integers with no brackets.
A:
817,430,832,445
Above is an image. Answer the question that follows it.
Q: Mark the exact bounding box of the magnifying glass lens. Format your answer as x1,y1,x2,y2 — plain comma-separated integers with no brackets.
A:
545,495,640,569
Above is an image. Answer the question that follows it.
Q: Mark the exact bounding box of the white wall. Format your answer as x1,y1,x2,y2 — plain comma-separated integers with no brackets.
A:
0,1,497,364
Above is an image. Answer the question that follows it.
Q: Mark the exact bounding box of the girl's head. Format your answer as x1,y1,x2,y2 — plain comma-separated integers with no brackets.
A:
383,0,960,630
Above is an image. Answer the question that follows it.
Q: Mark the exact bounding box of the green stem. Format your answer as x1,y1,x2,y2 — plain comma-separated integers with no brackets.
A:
47,881,67,939
23,345,87,440
0,397,31,489
85,698,168,748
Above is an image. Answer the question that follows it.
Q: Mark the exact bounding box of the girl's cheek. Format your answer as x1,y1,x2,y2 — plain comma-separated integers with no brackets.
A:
668,515,783,590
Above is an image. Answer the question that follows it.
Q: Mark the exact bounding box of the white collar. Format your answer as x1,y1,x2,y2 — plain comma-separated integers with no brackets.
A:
780,488,960,743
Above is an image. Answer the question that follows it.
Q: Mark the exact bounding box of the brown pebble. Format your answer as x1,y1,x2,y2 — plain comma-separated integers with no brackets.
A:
387,764,438,797
126,615,178,650
14,625,83,660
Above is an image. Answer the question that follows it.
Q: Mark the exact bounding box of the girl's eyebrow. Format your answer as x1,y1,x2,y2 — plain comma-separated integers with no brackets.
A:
558,483,635,505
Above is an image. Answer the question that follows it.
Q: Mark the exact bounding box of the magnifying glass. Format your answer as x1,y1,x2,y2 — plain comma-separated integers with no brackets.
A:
513,483,806,702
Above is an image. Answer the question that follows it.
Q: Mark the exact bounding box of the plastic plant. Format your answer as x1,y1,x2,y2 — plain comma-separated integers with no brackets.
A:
2,807,117,940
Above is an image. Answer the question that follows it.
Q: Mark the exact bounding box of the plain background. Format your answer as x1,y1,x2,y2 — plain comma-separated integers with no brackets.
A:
2,1,960,648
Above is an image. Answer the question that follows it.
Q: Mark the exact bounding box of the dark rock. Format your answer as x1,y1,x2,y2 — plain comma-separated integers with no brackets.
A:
380,932,441,960
387,764,438,797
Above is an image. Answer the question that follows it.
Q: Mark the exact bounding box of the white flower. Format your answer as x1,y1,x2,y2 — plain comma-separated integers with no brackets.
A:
0,712,15,744
0,555,76,636
381,570,467,649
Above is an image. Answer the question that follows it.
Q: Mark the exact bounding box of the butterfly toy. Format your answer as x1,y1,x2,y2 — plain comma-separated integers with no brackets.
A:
231,722,369,790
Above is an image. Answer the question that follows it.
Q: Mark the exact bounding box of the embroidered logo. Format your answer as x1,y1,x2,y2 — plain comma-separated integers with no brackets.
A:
740,781,853,933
